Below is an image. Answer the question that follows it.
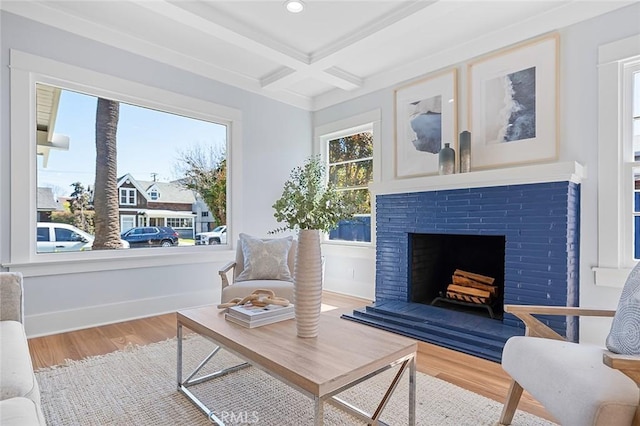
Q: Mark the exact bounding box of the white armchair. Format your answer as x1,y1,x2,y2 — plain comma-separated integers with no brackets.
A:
219,234,296,304
497,265,640,426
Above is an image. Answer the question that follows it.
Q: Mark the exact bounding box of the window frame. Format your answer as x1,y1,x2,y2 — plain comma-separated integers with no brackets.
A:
594,34,640,288
119,188,137,205
120,215,135,233
314,110,381,247
5,50,243,276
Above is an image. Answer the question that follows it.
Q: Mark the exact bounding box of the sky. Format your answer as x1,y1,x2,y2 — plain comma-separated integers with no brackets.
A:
37,86,227,197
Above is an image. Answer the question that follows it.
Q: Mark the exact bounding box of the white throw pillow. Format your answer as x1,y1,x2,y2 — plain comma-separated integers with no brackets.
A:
236,233,293,282
606,262,640,355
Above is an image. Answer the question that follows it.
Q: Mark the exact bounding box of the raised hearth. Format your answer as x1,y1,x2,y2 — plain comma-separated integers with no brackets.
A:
345,302,521,362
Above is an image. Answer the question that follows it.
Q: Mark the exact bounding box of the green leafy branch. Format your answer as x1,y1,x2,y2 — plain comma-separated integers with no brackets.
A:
271,156,354,233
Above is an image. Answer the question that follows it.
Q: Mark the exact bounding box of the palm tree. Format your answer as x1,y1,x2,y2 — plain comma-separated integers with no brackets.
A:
93,98,122,249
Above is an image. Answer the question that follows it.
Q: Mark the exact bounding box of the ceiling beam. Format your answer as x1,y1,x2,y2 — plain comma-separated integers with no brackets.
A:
135,0,365,91
260,1,457,92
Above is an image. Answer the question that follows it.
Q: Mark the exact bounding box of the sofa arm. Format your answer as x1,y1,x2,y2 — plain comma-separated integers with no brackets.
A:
0,272,24,323
218,261,236,289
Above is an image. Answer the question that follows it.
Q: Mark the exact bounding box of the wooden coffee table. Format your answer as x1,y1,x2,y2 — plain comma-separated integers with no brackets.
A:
177,306,417,426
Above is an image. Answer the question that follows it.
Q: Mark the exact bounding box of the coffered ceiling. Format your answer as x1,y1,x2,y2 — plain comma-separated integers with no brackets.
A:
1,1,633,110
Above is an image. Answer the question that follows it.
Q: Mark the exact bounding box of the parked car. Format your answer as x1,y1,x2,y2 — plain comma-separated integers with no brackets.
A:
195,225,227,245
37,222,130,253
121,226,179,248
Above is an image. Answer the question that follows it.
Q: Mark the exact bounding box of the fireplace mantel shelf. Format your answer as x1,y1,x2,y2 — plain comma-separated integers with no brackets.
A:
370,161,585,195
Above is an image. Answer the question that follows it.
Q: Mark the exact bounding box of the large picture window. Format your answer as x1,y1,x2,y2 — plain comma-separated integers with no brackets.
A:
9,50,242,273
35,84,228,253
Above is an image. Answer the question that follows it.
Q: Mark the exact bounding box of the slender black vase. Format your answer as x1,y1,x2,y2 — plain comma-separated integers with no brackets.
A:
438,143,455,175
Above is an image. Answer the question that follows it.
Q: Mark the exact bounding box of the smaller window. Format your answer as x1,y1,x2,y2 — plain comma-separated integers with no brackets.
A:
201,211,209,217
167,217,193,228
635,172,640,259
121,215,135,233
119,188,136,205
148,189,159,200
327,131,373,243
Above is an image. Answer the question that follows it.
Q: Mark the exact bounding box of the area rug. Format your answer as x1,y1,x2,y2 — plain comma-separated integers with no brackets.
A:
36,334,556,425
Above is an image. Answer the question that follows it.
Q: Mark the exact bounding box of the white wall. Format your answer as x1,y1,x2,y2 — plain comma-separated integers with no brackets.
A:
0,11,311,336
3,5,638,342
314,3,640,344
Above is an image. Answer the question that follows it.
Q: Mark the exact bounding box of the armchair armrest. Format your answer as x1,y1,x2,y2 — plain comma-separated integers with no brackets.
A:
218,261,237,289
505,305,616,340
603,352,640,387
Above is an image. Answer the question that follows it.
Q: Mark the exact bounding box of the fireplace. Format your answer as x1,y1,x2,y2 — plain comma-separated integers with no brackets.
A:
411,233,506,319
343,174,581,362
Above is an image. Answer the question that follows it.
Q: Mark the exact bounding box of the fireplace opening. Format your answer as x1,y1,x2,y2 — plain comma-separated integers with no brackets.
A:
410,233,506,319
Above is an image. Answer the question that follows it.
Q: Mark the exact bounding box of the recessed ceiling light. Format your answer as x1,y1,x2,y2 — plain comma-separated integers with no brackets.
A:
285,0,305,13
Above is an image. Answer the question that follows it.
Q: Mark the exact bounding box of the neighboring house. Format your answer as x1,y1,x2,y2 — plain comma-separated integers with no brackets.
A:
36,84,70,168
116,173,209,238
36,187,60,222
192,196,216,233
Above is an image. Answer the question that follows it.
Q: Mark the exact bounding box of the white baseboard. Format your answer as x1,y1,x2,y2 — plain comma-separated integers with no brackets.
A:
24,290,217,338
323,278,375,301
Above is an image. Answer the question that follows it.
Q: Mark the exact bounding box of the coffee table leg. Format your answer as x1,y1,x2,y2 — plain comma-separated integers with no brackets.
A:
177,323,183,387
314,396,324,426
409,355,416,426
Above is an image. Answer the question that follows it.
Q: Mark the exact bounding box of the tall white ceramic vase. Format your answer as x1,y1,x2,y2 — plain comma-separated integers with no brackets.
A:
294,229,323,338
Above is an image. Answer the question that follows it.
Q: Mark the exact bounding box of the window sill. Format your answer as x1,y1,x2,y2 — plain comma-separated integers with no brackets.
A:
2,246,235,277
321,242,375,259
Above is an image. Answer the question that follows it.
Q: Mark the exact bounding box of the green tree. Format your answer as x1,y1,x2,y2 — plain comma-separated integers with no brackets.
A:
92,98,123,250
271,156,353,233
175,145,226,226
69,182,92,232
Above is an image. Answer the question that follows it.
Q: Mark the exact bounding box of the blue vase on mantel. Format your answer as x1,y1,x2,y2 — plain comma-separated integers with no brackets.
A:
439,143,455,175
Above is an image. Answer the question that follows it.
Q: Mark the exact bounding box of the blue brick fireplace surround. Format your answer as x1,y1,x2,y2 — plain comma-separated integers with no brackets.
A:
342,180,580,362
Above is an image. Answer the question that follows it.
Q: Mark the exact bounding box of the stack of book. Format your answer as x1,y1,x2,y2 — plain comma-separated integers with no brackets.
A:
225,303,295,328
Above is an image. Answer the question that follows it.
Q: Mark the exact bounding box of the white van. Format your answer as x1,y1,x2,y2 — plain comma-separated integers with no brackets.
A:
36,222,130,252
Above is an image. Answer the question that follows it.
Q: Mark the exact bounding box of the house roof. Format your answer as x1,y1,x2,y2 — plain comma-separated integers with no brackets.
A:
36,83,70,167
117,173,196,204
137,180,196,204
37,187,60,211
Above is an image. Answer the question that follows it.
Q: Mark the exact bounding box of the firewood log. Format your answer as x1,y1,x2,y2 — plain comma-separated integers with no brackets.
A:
453,269,495,285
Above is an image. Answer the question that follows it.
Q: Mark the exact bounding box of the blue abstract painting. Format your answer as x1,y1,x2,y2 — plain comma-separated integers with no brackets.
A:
409,95,442,154
485,66,536,143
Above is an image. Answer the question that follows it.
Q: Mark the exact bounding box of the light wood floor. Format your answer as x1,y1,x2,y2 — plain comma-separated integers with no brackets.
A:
27,291,555,423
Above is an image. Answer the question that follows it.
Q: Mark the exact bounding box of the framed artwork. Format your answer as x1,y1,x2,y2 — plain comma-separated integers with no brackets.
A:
394,69,457,178
467,34,558,170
